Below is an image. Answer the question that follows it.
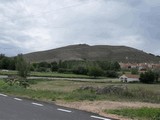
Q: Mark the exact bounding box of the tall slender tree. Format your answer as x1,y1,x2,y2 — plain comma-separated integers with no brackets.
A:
16,54,30,78
16,54,30,88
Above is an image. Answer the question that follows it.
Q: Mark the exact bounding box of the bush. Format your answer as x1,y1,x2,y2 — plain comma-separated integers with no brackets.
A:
58,68,72,73
16,54,30,78
72,66,88,75
139,71,155,83
88,66,103,78
131,68,139,75
19,79,29,88
105,70,118,78
65,89,97,101
51,62,58,72
37,67,47,72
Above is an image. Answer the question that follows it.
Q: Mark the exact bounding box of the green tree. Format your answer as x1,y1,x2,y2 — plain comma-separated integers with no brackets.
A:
96,61,110,70
0,54,5,60
0,57,10,69
16,54,30,88
88,66,103,78
35,62,50,72
38,62,50,68
29,64,35,71
139,71,155,83
154,72,159,82
0,54,16,70
131,68,139,75
153,69,160,83
51,61,58,72
16,54,30,78
8,58,16,70
105,70,118,78
112,61,121,71
72,66,88,75
58,60,63,68
96,61,120,71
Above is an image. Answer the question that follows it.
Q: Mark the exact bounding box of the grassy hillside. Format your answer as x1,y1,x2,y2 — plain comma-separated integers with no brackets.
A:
24,44,160,63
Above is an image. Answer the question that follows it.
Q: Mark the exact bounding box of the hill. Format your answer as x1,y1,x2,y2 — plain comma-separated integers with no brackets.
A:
24,44,160,63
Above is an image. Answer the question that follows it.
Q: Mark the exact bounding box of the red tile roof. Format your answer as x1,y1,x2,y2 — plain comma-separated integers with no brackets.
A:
122,74,139,78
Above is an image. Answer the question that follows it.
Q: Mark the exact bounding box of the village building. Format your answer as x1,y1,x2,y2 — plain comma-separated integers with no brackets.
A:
119,74,140,83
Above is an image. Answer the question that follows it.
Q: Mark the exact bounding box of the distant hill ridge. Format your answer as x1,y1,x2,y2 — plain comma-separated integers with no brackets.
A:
24,44,160,63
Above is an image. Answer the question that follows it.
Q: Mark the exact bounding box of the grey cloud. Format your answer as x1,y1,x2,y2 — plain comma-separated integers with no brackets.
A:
0,0,160,56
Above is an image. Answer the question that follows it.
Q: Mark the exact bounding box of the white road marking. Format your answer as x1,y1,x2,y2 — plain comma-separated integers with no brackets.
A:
91,115,111,120
32,102,44,107
14,98,22,101
57,108,72,113
0,93,8,97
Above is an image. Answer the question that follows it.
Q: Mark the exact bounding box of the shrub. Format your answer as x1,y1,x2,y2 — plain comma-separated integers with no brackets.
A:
72,66,88,75
131,68,139,75
51,62,58,72
16,54,30,78
88,66,103,78
58,68,72,73
19,79,29,88
65,89,97,101
105,70,118,78
37,67,47,72
139,71,155,83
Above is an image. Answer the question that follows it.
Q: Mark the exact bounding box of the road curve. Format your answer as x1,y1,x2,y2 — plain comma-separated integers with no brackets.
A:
0,93,116,120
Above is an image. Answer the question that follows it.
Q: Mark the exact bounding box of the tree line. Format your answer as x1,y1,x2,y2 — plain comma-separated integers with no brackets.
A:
0,54,16,70
31,60,121,78
0,54,121,78
0,53,159,83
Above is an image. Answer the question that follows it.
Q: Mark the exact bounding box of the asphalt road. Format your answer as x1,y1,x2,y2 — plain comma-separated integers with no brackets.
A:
0,93,115,120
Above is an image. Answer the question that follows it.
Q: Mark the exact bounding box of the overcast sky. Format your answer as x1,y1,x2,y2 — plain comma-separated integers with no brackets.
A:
0,0,160,56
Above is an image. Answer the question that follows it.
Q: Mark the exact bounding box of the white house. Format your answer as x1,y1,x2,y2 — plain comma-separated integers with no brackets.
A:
119,74,139,83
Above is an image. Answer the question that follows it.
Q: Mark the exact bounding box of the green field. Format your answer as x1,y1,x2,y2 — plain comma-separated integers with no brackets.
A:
0,70,17,75
0,70,91,78
31,72,91,78
0,79,159,103
106,107,160,120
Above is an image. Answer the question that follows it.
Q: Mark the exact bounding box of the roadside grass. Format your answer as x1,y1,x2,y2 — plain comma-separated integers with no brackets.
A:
0,79,160,103
106,107,160,120
0,80,67,101
30,80,160,103
1,78,159,120
29,80,110,92
0,79,100,101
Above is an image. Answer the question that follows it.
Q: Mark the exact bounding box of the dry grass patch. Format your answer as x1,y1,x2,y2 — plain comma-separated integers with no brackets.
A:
30,80,108,92
56,100,160,120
